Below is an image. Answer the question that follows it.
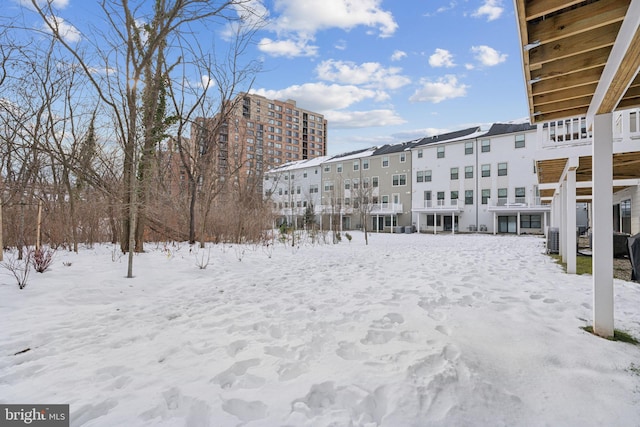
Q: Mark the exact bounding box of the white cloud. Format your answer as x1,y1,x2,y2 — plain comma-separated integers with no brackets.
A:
471,45,507,66
464,63,475,70
323,109,406,129
250,82,379,111
409,75,468,103
258,0,397,57
472,0,504,21
429,48,455,68
17,0,70,9
257,37,318,57
391,50,407,61
316,59,411,90
43,15,81,43
269,0,397,38
334,39,348,50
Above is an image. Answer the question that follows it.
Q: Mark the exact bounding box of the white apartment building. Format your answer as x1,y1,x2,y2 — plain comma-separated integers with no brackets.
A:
263,156,329,227
411,123,550,234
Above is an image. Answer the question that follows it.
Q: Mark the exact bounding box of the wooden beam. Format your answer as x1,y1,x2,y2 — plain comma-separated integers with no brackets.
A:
534,96,592,117
533,83,597,106
529,22,621,68
528,0,628,45
531,66,604,95
525,0,587,21
514,0,535,120
530,47,610,81
535,107,590,123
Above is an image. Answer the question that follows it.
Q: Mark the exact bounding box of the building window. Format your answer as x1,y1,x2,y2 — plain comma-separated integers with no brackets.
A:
481,164,491,177
353,178,360,189
324,165,331,173
498,188,507,204
372,177,379,187
303,172,307,178
465,166,473,179
515,187,526,203
437,191,445,201
392,174,407,186
363,159,369,170
417,171,424,183
425,170,432,182
363,177,370,188
515,134,525,148
498,162,508,176
400,153,406,162
353,161,359,171
324,181,334,192
465,190,473,205
437,146,445,158
481,139,490,152
382,156,389,167
521,214,541,228
450,167,458,180
451,191,458,201
309,184,318,193
417,149,423,158
337,163,343,173
482,189,490,205
465,141,473,155
344,179,350,190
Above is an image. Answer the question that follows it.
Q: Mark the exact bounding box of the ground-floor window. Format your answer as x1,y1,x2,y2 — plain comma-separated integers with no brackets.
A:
520,214,541,229
383,215,397,227
426,214,442,227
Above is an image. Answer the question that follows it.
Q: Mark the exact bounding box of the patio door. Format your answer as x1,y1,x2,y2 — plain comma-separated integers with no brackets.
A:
498,216,517,233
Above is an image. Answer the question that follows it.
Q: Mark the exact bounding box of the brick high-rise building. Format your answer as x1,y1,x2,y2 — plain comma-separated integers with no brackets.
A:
192,93,328,189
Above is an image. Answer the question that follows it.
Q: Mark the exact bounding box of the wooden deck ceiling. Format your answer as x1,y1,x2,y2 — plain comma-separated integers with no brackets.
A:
516,0,640,195
515,0,640,124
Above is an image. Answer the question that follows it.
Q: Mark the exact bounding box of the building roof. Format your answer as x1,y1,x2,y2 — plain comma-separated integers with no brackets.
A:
413,127,483,148
483,122,537,137
327,147,375,161
371,140,421,156
266,156,331,173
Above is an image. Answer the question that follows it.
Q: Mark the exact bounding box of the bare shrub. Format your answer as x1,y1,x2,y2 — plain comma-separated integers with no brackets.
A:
2,251,31,289
31,247,55,273
195,248,211,269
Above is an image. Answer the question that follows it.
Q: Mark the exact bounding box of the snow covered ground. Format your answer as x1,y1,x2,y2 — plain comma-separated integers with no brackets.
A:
1,232,639,426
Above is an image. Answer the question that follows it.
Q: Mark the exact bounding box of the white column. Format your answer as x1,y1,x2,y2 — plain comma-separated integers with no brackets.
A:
434,213,437,235
417,212,420,233
566,168,577,274
592,113,614,338
517,211,521,235
561,183,567,262
493,212,497,235
543,211,548,237
452,212,455,235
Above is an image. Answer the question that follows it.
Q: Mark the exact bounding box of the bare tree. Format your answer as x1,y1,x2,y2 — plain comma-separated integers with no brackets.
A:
28,0,265,277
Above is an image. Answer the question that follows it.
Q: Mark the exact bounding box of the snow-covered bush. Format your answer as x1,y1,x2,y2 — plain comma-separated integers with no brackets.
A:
31,247,55,273
2,251,31,289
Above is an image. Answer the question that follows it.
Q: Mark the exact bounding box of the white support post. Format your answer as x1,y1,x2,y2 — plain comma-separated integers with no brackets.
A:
493,212,497,235
452,212,455,235
434,213,437,235
543,211,548,237
561,183,567,263
592,113,614,338
517,211,521,235
417,213,420,233
566,167,577,274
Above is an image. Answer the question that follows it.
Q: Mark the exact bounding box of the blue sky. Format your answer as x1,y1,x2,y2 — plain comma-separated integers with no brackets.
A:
10,0,529,155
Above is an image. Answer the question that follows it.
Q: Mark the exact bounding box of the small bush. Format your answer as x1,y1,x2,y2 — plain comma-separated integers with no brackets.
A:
31,247,55,273
345,232,352,242
2,251,31,289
